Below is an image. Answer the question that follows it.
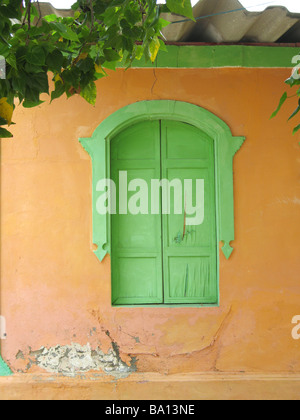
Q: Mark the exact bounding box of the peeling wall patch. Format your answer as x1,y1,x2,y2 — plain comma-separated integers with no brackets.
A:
33,343,136,378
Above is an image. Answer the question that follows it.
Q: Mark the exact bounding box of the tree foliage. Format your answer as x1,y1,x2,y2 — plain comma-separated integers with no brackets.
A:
0,0,194,137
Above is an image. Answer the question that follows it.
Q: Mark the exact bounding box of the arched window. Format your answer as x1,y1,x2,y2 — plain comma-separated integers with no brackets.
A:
80,101,245,306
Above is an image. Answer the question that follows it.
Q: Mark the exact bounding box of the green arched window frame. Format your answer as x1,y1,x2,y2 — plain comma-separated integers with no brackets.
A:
79,100,245,262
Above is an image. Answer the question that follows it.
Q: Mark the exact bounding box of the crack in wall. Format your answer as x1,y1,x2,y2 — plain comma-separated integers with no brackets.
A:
166,306,234,358
151,68,161,99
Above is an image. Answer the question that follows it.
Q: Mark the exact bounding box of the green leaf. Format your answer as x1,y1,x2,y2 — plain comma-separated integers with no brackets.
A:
28,26,45,37
166,0,195,21
0,44,10,58
12,75,26,97
157,18,171,31
30,4,39,19
270,92,288,119
71,2,80,11
0,4,20,19
25,72,49,95
25,63,44,73
80,81,97,106
43,14,60,22
62,67,81,89
14,28,26,40
293,124,300,135
51,81,65,102
0,116,8,125
22,99,45,108
104,49,121,62
102,61,117,71
6,54,17,70
76,57,94,73
24,88,40,103
285,76,300,87
50,22,79,42
0,127,13,138
149,36,160,63
46,50,64,73
288,99,300,121
158,39,168,52
135,45,144,61
26,46,46,66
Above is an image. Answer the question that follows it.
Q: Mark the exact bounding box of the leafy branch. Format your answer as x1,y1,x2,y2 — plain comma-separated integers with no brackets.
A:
271,70,300,135
0,0,195,138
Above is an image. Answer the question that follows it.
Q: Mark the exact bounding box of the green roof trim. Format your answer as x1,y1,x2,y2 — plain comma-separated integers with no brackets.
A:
124,45,300,69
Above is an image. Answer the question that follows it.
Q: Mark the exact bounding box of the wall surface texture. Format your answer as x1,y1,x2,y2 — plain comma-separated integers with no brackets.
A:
0,65,300,398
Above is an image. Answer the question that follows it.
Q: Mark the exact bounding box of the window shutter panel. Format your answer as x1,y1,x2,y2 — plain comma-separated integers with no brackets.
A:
110,121,163,305
161,121,218,304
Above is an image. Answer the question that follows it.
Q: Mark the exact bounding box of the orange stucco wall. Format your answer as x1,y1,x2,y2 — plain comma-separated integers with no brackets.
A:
1,67,300,379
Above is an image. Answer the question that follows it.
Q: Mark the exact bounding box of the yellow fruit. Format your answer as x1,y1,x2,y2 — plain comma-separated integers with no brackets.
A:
0,98,13,125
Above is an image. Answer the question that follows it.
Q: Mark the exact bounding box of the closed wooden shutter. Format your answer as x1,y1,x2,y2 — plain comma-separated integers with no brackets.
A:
111,120,218,305
111,121,163,305
161,121,218,304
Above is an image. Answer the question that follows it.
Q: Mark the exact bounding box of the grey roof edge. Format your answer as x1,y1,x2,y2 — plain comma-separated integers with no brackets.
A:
161,0,300,43
32,1,300,43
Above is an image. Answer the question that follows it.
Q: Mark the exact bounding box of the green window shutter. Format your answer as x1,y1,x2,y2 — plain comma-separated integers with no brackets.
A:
161,121,218,304
110,120,218,305
111,121,163,305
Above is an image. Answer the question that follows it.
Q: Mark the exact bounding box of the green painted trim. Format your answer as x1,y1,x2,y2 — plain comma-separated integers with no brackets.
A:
0,355,12,376
79,100,245,266
112,304,220,308
119,45,300,69
80,135,107,262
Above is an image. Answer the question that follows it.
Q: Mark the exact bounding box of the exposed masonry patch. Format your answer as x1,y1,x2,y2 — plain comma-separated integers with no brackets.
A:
16,350,25,360
31,343,137,378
